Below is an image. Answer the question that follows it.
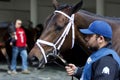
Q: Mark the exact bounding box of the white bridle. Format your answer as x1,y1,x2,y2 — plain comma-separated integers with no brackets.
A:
36,10,75,63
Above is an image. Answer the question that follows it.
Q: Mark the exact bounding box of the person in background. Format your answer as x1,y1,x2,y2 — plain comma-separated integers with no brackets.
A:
8,19,30,74
65,20,120,80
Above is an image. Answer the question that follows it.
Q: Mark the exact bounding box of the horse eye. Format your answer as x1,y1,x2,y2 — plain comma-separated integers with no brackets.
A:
54,23,63,31
55,25,63,31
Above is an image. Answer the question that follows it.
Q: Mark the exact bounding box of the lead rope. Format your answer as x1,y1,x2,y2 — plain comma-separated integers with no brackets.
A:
72,76,74,80
54,11,75,80
55,55,74,80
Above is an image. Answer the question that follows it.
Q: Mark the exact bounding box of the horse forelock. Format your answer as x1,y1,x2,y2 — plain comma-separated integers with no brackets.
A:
44,3,74,28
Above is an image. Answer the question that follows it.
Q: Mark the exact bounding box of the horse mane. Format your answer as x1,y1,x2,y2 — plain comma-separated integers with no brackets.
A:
79,10,120,21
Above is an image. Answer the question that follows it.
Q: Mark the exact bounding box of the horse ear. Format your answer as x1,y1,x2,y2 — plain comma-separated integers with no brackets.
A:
72,0,83,13
52,0,59,9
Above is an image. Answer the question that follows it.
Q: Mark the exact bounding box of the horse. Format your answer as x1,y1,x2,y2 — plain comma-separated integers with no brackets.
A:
28,0,120,68
0,22,15,69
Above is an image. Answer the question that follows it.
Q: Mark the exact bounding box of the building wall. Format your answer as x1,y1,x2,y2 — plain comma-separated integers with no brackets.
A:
105,0,120,17
0,0,30,25
0,0,120,26
38,0,120,24
37,0,82,24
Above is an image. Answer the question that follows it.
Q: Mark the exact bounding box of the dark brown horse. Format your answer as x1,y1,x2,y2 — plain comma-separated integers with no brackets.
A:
0,22,15,69
29,0,120,68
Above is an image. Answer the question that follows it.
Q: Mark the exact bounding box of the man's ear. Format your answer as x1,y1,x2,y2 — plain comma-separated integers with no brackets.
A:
97,36,104,43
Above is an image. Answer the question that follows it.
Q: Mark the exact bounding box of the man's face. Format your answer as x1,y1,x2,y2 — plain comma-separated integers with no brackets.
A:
85,34,99,51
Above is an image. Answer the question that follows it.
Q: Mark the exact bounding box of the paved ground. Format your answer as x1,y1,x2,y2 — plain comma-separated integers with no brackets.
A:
0,63,78,80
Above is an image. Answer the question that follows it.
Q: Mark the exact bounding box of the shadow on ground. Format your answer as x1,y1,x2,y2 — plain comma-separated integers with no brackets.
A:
0,62,78,80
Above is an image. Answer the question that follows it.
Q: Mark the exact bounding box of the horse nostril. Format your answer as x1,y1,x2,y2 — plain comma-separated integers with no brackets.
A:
31,56,36,61
29,56,39,67
29,56,45,69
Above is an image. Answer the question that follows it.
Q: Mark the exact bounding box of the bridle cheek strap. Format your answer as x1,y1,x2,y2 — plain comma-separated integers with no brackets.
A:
55,10,75,49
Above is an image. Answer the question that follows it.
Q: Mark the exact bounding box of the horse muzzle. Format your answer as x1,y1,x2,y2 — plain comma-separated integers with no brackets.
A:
28,56,45,69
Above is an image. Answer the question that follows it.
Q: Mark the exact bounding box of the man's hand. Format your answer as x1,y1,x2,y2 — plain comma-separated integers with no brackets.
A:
10,42,13,46
65,64,77,76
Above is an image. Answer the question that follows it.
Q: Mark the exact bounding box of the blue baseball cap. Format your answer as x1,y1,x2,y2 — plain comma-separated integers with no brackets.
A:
80,20,112,39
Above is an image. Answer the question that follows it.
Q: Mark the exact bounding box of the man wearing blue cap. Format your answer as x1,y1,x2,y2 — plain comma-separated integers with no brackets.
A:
65,20,120,80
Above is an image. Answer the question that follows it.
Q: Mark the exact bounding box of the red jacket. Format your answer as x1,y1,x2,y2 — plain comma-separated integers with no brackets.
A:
15,27,27,47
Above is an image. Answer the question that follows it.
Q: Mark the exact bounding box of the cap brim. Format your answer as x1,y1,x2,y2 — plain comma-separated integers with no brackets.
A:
80,29,94,34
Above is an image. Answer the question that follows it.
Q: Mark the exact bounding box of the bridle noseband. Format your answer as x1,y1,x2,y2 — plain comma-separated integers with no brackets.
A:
36,10,75,63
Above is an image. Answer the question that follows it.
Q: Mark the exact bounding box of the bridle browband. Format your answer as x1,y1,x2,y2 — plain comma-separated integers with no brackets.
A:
36,10,75,63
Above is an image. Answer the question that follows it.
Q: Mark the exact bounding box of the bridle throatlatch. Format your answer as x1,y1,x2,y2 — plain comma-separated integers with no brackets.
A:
36,10,75,63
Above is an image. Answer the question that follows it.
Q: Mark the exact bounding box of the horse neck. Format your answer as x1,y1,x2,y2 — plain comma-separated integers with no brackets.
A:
75,10,120,27
74,10,120,55
73,11,95,41
73,12,95,54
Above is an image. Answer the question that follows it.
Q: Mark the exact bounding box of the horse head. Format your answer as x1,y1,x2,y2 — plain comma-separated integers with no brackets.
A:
28,0,89,68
